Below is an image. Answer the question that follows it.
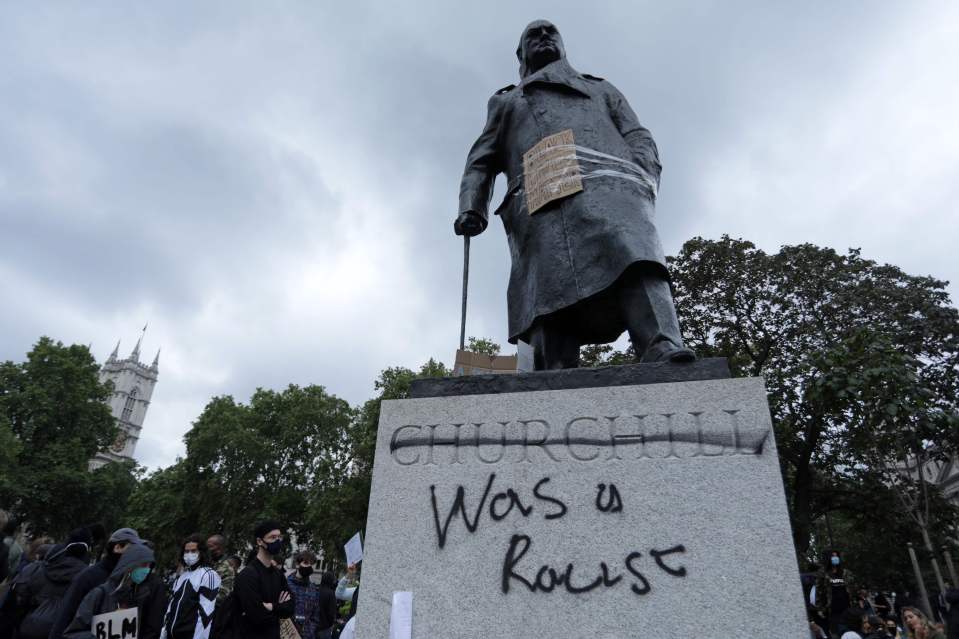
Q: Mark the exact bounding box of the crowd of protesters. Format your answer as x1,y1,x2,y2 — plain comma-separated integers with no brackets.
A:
0,518,361,639
6,513,959,638
807,550,959,639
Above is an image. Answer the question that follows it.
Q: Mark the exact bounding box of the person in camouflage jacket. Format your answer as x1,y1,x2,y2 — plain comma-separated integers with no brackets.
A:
206,536,235,605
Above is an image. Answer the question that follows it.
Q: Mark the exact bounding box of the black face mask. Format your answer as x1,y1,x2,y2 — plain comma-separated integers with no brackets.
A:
262,539,284,556
298,566,314,579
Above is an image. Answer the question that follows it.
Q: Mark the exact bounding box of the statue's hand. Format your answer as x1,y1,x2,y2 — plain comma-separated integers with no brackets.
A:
454,210,485,237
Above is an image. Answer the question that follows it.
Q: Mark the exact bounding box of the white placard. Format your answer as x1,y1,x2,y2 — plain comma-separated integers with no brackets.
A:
340,616,356,639
388,591,413,639
344,531,363,566
92,607,138,639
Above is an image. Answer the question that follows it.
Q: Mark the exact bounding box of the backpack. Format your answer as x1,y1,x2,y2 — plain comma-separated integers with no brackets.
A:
209,590,235,639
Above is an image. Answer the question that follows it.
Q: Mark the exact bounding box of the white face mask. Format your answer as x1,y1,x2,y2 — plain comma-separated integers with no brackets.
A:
183,551,200,567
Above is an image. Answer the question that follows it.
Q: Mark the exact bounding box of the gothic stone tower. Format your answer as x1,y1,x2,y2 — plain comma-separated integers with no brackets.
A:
91,332,159,468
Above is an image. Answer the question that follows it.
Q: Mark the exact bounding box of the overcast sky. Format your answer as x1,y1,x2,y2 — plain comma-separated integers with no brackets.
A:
2,2,956,470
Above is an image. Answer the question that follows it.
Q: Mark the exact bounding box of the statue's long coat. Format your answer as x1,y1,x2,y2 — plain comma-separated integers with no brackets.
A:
459,58,667,345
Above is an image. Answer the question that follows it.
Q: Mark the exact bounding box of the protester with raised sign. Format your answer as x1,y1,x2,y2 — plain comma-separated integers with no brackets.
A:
334,564,358,615
232,521,294,639
63,542,166,639
49,527,144,639
160,535,220,639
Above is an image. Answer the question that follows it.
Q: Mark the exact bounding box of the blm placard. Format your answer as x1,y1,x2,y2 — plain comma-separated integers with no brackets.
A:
91,608,137,639
355,378,808,638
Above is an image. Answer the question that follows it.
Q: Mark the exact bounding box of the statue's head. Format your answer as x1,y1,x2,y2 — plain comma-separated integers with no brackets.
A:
516,20,565,78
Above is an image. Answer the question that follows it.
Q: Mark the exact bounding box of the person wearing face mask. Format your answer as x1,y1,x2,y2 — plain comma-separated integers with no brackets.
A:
232,521,294,639
815,550,858,638
285,550,328,639
48,527,143,639
160,535,220,639
62,542,166,639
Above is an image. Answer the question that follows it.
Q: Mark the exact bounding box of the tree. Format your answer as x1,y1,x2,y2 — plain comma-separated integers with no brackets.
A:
801,329,959,585
0,338,122,537
128,384,353,567
466,337,501,356
0,415,20,498
579,343,634,367
305,358,449,561
581,237,959,559
805,475,956,592
666,237,959,556
126,461,194,564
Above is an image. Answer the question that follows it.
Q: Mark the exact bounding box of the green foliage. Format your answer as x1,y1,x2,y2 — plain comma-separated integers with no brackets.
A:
305,359,449,561
126,461,194,565
579,343,635,367
806,475,957,591
466,337,501,356
130,363,456,568
578,237,959,565
129,384,353,569
667,237,959,556
0,338,122,537
0,415,21,496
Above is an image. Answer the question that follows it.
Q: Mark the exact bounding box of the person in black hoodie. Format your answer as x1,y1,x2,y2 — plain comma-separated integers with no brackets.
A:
13,531,90,639
48,527,142,639
232,520,294,639
63,542,166,639
860,614,889,639
945,583,959,639
315,572,337,639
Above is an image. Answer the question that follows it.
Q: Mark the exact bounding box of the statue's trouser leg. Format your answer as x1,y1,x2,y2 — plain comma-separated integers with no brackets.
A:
529,318,580,370
618,268,686,362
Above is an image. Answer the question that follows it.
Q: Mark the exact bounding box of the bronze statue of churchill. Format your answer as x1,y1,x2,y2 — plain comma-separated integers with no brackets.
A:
455,20,694,370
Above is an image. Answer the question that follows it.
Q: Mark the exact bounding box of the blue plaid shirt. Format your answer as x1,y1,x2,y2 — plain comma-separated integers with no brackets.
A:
286,574,322,639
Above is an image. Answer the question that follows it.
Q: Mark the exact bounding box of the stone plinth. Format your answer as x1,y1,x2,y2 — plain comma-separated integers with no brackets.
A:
410,358,730,398
356,377,807,638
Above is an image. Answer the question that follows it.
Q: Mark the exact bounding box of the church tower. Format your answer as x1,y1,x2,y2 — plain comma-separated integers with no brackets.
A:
91,328,159,468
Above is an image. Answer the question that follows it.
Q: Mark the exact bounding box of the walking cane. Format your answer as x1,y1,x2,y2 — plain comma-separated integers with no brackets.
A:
460,235,470,351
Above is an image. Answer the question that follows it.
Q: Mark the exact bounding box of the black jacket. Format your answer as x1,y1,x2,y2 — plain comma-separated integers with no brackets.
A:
47,556,114,639
63,544,166,639
232,560,294,639
14,545,87,639
946,588,959,639
316,586,336,633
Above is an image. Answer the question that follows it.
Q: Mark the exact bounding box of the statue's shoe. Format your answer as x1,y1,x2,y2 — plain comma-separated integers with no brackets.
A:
642,342,697,364
660,347,696,363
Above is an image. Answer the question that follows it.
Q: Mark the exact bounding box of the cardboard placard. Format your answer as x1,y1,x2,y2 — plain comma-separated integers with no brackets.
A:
91,608,138,639
280,618,302,639
523,129,583,214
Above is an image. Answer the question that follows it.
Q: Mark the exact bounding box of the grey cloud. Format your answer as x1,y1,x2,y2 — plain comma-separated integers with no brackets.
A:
1,2,955,470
